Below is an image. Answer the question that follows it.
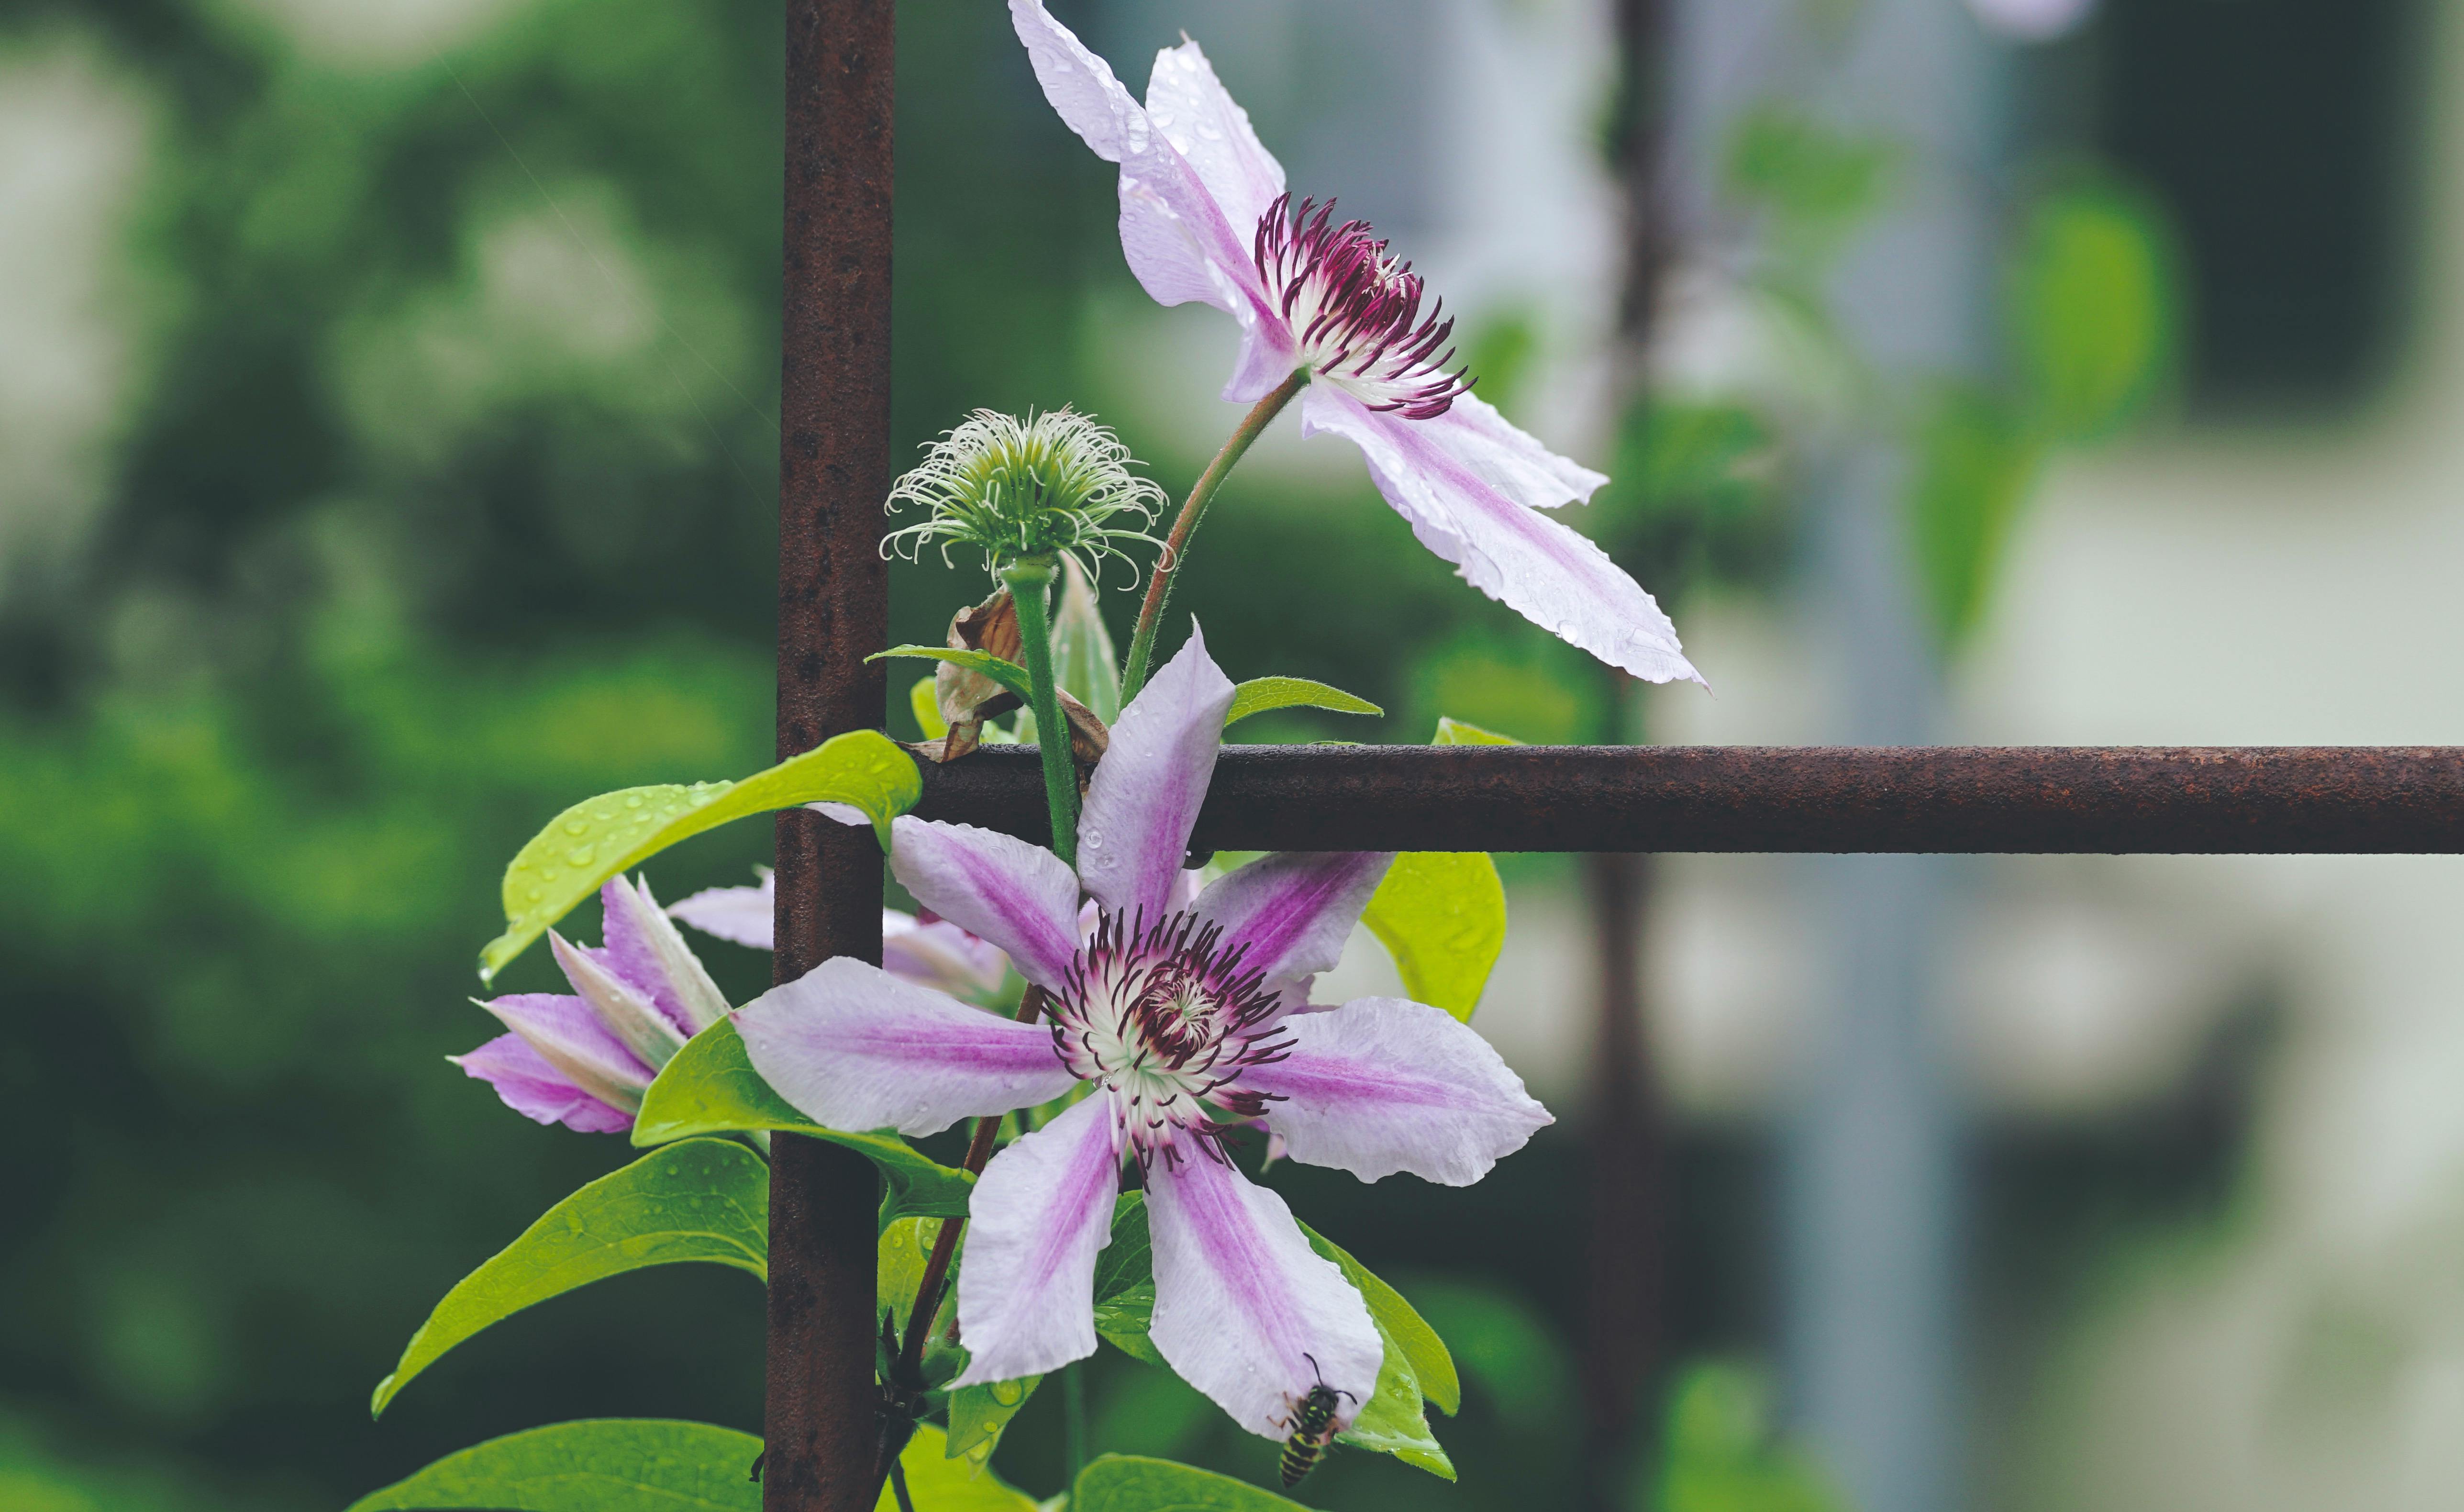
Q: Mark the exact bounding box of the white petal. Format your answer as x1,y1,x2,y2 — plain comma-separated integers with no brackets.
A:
1143,40,1285,249
952,1094,1123,1386
1009,0,1287,361
1145,1152,1383,1439
889,817,1084,994
882,909,1013,999
667,870,775,951
1301,385,1701,685
1077,625,1234,921
734,958,1076,1137
1418,390,1611,511
1192,852,1393,1002
1240,997,1553,1185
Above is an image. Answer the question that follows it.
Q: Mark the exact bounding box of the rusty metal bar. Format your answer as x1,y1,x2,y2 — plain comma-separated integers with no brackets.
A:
912,745,2464,854
768,3,893,1509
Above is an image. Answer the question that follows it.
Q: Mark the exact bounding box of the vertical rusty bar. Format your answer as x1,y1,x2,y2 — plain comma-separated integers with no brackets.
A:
768,3,892,1510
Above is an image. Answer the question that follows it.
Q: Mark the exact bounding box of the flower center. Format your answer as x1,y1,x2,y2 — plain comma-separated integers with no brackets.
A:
1053,911,1289,1167
1254,193,1473,421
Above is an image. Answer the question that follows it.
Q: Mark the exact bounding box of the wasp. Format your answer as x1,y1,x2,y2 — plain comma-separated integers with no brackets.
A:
1277,1355,1358,1489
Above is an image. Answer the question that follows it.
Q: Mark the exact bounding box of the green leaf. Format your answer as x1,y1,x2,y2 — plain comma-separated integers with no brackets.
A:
1432,715,1520,747
2010,182,2176,445
1360,854,1506,1022
1908,382,2042,649
1299,1227,1456,1481
870,646,1034,704
372,1140,766,1418
1092,1194,1163,1364
1073,1456,1311,1512
945,1374,1041,1471
883,1424,1040,1511
878,1216,935,1340
632,1021,973,1228
1225,678,1382,727
478,729,920,981
1052,554,1123,723
345,1419,762,1512
912,676,949,741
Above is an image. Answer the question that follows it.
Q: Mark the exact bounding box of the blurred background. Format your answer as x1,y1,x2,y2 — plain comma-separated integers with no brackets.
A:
3,0,2459,1508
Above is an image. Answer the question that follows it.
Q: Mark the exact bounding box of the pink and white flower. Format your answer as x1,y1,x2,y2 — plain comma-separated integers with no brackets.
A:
454,876,730,1134
1008,0,1699,686
733,629,1552,1440
668,868,1012,1002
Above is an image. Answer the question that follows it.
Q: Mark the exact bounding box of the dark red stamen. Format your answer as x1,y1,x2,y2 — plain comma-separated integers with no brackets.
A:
1254,193,1475,421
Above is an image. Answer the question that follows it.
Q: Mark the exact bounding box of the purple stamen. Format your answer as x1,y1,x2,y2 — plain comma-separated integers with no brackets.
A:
1254,193,1474,421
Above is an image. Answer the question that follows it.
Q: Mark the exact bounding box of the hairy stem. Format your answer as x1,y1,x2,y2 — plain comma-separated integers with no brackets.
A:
1001,557,1081,866
1120,367,1309,700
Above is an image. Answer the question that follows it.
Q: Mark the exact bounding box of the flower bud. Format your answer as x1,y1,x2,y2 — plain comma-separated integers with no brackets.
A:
881,408,1166,580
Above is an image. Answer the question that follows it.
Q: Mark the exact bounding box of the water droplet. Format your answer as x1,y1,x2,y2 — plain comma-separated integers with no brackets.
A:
526,888,545,903
992,1379,1025,1406
568,845,596,867
564,818,590,836
1081,826,1102,848
540,867,560,883
593,810,613,823
625,793,645,810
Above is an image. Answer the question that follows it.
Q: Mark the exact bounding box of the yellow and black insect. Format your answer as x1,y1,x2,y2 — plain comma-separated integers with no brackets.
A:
1277,1355,1358,1489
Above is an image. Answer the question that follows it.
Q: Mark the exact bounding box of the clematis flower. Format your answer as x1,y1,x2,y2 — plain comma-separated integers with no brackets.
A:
733,628,1552,1441
1008,0,1700,686
668,868,1012,1002
453,876,729,1134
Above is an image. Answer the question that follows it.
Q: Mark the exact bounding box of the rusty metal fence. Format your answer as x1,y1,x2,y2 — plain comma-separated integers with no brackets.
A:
758,4,2464,1507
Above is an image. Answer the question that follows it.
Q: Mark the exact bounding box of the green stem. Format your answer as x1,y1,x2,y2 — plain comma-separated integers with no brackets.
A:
1120,367,1309,700
1000,556,1080,868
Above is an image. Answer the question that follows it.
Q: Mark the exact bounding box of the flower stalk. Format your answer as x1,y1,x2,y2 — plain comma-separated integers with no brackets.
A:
1000,556,1082,867
1120,368,1308,700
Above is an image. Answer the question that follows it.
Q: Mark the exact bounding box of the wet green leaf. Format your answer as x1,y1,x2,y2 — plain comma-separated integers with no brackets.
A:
1360,853,1506,1022
478,729,918,981
883,1424,1039,1510
1225,678,1382,727
946,1374,1042,1471
912,676,949,741
1432,716,1519,747
344,1419,762,1512
1052,555,1123,723
1300,1226,1457,1481
1073,1456,1311,1512
632,1021,973,1228
372,1140,766,1418
870,645,1033,703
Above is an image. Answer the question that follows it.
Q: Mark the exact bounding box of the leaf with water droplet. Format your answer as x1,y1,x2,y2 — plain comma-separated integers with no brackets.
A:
478,730,920,981
946,1372,1043,1469
632,1021,972,1230
1223,676,1382,729
369,1139,767,1418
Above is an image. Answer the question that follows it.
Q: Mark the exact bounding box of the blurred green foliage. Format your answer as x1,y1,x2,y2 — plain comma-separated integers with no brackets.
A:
0,2,1630,1506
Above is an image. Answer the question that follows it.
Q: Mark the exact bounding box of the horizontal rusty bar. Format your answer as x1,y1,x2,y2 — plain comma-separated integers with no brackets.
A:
911,745,2464,854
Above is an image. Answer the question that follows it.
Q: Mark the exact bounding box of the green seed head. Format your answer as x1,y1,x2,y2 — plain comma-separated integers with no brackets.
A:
881,408,1167,581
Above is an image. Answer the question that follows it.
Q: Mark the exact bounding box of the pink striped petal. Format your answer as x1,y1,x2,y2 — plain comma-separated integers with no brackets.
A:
1077,626,1234,921
1416,390,1612,512
882,909,1012,1000
1145,1152,1383,1439
1240,997,1552,1185
450,1033,634,1134
667,870,774,950
1300,384,1700,686
475,993,655,1117
1193,851,1394,1002
599,877,730,1035
1008,0,1295,402
951,1094,1124,1385
734,957,1075,1137
889,817,1083,994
